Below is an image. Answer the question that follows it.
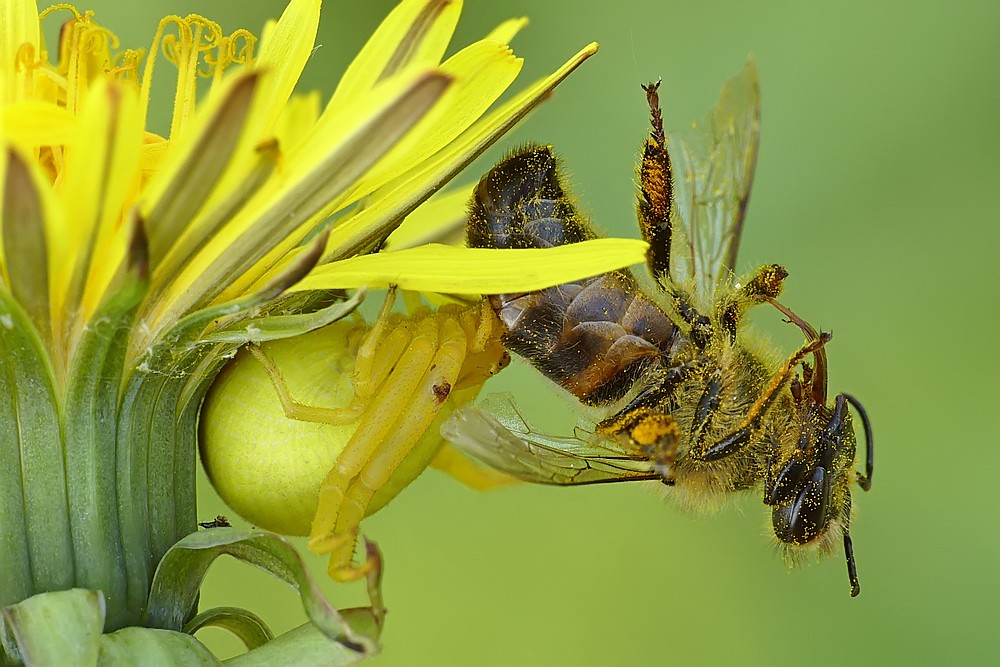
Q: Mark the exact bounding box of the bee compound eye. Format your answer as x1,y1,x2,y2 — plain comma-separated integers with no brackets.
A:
771,466,833,545
764,455,810,506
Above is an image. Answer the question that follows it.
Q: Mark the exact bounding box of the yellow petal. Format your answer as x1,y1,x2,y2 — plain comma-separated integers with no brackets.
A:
254,0,321,134
321,43,599,262
383,185,472,250
341,39,522,203
274,91,321,154
2,102,78,148
147,70,454,339
292,239,648,294
484,17,528,45
327,0,462,110
52,81,144,333
141,72,260,268
0,0,40,103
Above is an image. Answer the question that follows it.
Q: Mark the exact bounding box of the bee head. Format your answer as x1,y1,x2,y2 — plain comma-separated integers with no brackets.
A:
767,392,857,545
764,344,873,595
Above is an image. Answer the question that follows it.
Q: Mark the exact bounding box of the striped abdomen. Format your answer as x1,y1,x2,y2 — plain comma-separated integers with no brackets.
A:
467,145,678,405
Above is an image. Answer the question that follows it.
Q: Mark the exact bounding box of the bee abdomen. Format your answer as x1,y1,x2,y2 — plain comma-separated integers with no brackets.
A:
468,145,679,405
467,144,593,250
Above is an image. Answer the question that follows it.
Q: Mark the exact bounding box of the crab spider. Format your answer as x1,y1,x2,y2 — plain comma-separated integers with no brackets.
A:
242,289,513,579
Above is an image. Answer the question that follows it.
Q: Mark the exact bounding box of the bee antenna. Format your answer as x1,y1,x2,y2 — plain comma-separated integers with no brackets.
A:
843,530,861,597
841,393,873,491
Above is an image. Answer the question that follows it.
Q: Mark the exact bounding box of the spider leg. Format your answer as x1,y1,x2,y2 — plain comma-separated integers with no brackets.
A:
247,344,363,425
309,313,441,574
325,315,469,577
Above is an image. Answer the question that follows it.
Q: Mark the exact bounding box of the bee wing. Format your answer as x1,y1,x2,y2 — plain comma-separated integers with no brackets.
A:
440,395,660,486
669,58,761,304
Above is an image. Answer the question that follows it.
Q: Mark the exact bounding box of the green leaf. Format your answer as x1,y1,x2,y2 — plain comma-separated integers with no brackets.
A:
144,528,381,658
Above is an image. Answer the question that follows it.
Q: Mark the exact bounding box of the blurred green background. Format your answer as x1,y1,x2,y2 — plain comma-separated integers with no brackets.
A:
76,0,999,664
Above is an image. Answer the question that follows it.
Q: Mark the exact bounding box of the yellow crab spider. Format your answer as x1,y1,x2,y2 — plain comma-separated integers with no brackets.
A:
200,289,514,580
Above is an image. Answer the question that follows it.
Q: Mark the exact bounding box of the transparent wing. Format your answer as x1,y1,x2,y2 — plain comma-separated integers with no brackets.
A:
440,394,660,486
669,58,761,305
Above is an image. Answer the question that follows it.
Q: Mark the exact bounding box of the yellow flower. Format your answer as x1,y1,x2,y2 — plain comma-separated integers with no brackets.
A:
0,0,647,661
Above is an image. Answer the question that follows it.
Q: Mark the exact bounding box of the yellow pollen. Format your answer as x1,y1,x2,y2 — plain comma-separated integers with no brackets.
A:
631,413,679,447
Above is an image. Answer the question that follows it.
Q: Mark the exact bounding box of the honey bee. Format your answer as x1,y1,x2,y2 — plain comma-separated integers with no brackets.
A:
442,60,874,596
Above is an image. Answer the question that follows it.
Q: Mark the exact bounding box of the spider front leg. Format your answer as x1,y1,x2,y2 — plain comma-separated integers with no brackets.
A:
315,314,470,579
250,293,508,580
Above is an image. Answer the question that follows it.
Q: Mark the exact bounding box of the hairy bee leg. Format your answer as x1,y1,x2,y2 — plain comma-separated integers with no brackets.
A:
672,292,713,347
637,82,716,346
637,80,675,284
309,315,439,569
720,264,789,341
430,443,520,490
699,332,833,461
596,411,681,482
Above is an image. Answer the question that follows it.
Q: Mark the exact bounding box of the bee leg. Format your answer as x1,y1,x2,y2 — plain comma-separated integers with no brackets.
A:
637,80,675,286
698,332,832,461
720,264,789,342
597,409,681,483
672,292,713,348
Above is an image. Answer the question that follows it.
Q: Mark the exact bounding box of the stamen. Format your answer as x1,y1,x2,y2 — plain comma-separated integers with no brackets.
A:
144,15,226,138
205,30,257,88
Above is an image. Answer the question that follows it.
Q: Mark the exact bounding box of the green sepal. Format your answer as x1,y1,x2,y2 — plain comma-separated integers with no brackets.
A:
143,528,382,657
0,290,71,606
61,230,150,630
98,626,218,665
201,289,366,345
222,621,374,667
1,588,104,666
183,607,273,651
